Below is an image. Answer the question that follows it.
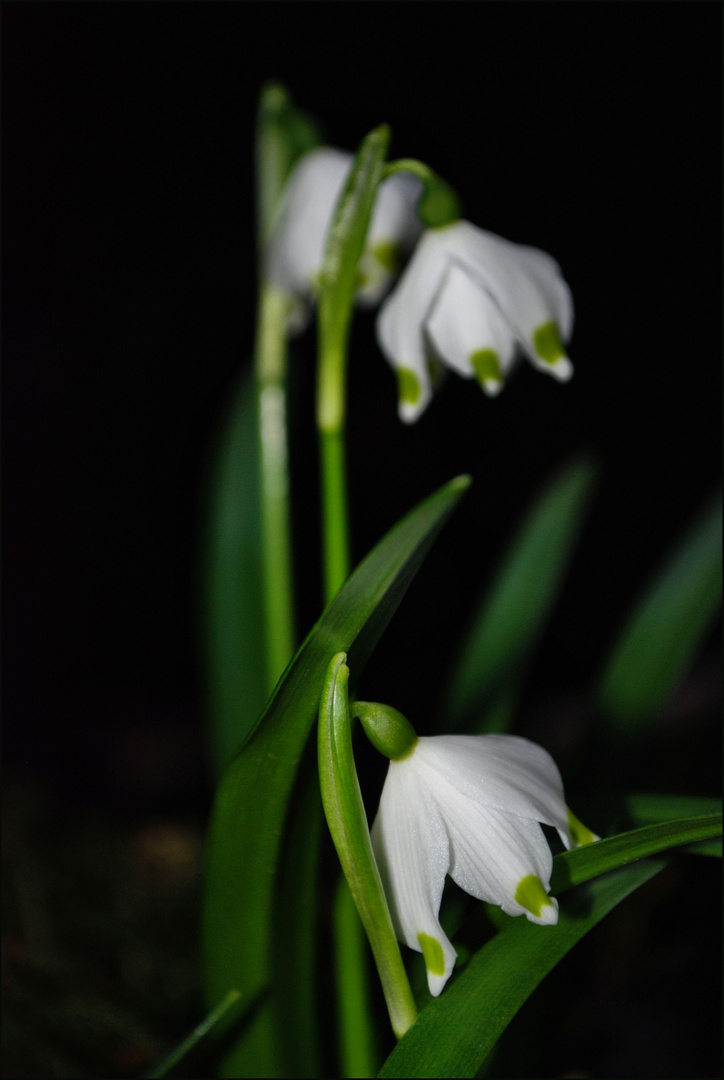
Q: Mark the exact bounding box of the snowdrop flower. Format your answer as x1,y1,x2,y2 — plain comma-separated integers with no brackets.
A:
355,703,597,997
376,220,574,422
266,147,422,334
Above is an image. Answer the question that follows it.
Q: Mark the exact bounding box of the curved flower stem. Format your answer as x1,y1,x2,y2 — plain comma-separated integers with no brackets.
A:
383,158,461,228
319,653,419,1040
317,124,389,602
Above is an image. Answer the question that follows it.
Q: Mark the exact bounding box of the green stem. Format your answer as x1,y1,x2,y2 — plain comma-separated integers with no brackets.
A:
333,877,378,1078
319,654,418,1041
314,126,395,1069
383,157,461,228
254,282,296,690
320,427,351,603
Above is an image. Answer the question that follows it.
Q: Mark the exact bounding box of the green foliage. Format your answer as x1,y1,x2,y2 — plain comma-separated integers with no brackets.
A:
597,493,722,734
202,369,267,774
380,858,664,1078
201,476,470,1073
379,814,721,1078
443,455,598,733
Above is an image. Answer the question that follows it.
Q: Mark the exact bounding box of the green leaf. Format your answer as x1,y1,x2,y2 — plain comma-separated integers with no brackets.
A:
550,814,722,892
596,492,722,734
379,812,720,1077
443,456,597,733
379,859,665,1078
617,795,723,856
202,475,471,1073
146,989,245,1079
202,369,268,775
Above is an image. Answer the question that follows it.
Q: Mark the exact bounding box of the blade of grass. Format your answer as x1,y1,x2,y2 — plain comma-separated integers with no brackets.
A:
597,492,721,734
443,456,597,733
202,369,267,774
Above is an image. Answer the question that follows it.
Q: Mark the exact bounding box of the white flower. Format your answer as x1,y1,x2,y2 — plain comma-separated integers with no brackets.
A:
376,220,574,422
370,733,596,996
266,147,422,334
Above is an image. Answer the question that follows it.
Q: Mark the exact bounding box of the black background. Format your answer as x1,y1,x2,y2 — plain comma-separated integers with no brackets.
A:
3,4,722,1077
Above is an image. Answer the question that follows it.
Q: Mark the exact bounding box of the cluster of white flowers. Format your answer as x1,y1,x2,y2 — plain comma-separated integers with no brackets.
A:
266,147,574,422
269,150,592,999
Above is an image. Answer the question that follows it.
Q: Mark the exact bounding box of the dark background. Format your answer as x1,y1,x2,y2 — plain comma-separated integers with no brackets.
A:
3,4,721,1078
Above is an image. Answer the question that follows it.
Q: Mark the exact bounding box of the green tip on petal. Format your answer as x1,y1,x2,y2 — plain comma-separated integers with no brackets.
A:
371,239,399,273
567,807,599,847
533,320,566,365
417,932,445,976
515,874,556,921
396,367,422,406
471,348,503,395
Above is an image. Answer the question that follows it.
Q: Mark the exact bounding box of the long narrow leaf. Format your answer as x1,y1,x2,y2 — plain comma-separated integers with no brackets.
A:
443,456,597,733
202,475,471,1072
596,493,722,734
202,369,267,774
619,795,723,856
550,813,722,892
379,858,665,1078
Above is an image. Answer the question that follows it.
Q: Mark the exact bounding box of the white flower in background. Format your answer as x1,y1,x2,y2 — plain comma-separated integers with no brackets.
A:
266,147,422,334
370,732,597,996
376,221,574,422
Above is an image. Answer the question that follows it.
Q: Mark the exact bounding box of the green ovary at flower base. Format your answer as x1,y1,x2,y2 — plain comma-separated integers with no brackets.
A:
355,702,598,997
376,220,574,422
265,146,422,335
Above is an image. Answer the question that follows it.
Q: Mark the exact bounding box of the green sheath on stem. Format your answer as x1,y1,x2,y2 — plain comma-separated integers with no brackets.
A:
318,652,418,1040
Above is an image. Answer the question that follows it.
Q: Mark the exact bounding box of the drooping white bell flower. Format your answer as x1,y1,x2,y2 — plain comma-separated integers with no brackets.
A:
368,730,597,997
266,147,422,334
376,220,574,422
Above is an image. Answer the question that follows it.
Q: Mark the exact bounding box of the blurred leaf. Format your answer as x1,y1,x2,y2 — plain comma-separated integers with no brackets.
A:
380,813,721,1077
443,456,597,732
620,794,722,856
147,989,243,1079
379,858,664,1078
202,475,471,1075
202,369,267,776
597,492,721,735
622,792,722,825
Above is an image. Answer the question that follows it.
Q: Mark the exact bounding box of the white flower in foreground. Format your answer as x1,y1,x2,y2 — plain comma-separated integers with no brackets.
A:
376,220,574,422
266,147,422,334
370,733,597,996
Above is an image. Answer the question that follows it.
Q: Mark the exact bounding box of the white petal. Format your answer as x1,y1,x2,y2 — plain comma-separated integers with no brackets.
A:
514,244,574,343
376,228,454,422
413,735,571,841
357,173,423,307
371,758,457,995
265,148,351,315
449,223,573,380
425,262,516,395
435,788,557,923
